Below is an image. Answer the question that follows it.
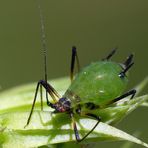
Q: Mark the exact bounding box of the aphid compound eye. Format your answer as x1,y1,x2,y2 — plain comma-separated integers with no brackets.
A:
59,97,66,102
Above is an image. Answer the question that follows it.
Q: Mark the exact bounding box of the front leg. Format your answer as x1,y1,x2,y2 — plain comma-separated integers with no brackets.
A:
24,80,61,128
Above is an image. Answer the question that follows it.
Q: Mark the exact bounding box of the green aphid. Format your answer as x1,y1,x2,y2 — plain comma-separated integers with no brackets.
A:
25,46,136,142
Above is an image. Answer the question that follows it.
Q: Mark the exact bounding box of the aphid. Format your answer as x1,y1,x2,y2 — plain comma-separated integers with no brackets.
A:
25,1,136,142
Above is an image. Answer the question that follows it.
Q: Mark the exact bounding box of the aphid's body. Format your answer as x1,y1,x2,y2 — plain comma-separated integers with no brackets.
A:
64,61,128,107
25,46,136,142
25,1,136,142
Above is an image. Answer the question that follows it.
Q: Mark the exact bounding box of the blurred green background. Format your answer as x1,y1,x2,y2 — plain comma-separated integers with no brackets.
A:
0,0,147,147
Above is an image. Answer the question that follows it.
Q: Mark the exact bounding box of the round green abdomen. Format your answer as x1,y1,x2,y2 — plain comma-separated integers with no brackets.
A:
65,61,128,106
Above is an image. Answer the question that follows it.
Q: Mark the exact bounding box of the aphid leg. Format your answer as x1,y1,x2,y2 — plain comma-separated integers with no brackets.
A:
40,80,61,102
102,47,117,61
123,54,134,68
40,84,43,111
78,113,101,142
70,113,81,141
24,82,40,128
70,46,80,82
119,62,134,78
24,80,61,128
108,89,136,104
70,112,101,142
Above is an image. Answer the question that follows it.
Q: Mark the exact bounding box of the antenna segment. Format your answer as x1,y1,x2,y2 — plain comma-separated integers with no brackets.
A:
38,0,48,82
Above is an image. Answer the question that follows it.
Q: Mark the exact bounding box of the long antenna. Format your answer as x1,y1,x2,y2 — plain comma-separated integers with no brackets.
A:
38,0,48,82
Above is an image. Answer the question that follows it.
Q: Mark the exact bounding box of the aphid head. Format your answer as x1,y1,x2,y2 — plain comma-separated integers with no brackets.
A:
53,98,71,112
119,54,134,78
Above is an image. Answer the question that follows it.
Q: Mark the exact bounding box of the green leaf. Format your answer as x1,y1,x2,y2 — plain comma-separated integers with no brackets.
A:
0,77,148,148
0,111,148,148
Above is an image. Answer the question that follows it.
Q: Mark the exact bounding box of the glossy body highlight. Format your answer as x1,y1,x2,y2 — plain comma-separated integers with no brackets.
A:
64,61,128,107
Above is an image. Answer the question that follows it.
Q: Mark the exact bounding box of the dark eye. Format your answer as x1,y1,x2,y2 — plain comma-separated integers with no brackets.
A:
59,97,66,102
